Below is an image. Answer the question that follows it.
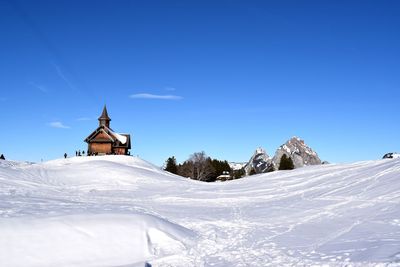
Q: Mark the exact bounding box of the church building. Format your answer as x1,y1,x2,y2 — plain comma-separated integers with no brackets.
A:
84,106,131,155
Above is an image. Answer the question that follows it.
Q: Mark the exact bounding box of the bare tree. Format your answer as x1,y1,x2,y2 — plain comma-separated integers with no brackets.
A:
178,160,194,178
178,151,215,181
191,151,214,181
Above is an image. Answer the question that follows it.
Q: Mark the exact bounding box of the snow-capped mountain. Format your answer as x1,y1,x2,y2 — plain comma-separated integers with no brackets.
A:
228,162,247,171
244,147,275,174
272,136,321,169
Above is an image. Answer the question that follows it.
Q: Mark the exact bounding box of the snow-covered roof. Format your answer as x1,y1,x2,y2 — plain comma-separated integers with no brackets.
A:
110,131,127,144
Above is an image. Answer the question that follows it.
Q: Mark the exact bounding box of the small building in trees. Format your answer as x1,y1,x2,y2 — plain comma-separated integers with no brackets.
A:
216,171,232,181
84,106,131,155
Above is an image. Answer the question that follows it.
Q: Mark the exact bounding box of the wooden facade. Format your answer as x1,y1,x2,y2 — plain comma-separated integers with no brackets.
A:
84,106,131,155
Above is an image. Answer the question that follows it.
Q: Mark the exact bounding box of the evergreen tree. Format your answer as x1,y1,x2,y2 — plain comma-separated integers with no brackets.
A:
249,168,257,175
211,159,231,178
266,165,275,173
279,154,294,170
233,168,245,179
164,156,178,174
0,154,5,160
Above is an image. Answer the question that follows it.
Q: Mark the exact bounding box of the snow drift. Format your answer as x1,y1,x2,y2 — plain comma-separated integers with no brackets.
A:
1,155,400,266
0,214,194,267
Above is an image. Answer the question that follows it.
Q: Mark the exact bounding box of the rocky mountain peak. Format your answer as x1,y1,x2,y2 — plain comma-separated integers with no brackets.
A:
255,147,266,155
383,152,400,159
244,147,275,175
273,137,321,169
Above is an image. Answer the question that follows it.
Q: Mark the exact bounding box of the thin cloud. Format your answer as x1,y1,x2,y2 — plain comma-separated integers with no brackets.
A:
129,93,183,100
165,87,176,91
29,82,47,93
48,121,70,129
76,117,92,121
52,63,78,91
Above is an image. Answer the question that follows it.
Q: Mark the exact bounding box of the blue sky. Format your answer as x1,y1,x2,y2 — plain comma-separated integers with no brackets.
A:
0,0,399,165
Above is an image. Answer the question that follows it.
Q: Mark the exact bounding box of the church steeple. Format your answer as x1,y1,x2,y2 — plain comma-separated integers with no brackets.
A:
98,105,111,127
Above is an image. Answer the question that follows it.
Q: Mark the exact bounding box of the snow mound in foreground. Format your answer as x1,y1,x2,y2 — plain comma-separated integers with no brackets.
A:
0,213,195,267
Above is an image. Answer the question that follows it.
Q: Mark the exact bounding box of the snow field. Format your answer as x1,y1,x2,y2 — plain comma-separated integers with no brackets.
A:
1,155,400,266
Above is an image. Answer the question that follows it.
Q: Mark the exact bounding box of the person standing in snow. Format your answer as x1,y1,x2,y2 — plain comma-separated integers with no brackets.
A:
64,153,67,159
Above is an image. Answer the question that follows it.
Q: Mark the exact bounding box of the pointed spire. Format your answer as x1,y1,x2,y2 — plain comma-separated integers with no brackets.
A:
99,105,110,120
98,105,111,127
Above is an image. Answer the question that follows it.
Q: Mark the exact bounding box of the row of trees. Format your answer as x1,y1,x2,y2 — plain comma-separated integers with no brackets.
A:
165,152,232,182
165,152,295,182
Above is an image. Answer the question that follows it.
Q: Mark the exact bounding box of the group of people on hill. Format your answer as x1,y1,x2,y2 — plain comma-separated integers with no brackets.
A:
63,150,101,159
75,150,86,157
75,150,101,156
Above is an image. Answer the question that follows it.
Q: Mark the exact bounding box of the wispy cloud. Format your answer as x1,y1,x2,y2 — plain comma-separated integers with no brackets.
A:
129,93,183,100
165,87,176,91
47,121,70,129
52,63,78,91
29,82,47,93
76,117,92,121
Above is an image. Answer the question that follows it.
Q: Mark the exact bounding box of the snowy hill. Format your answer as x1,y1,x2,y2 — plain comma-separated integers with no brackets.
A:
1,155,400,266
